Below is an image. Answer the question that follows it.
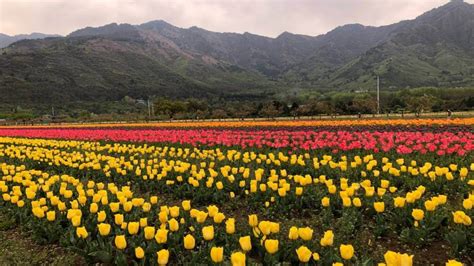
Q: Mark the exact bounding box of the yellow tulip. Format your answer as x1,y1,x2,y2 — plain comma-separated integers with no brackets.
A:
278,187,287,197
155,228,168,244
141,202,151,212
446,259,463,266
123,201,133,212
109,202,120,212
258,221,272,235
63,190,73,199
239,235,252,252
248,214,258,227
46,211,56,221
394,197,406,208
296,245,312,262
298,227,313,241
97,211,106,222
115,235,127,250
313,252,320,261
452,211,472,225
340,244,354,260
159,211,168,224
202,225,215,241
459,166,468,176
184,234,195,250
168,218,179,232
365,187,375,197
289,226,299,240
214,212,226,224
17,200,25,208
270,222,280,234
374,202,385,213
230,252,246,266
320,230,334,246
384,251,414,266
98,223,111,236
353,197,362,207
182,200,191,211
399,253,414,266
208,205,219,217
58,202,66,211
157,249,169,265
463,199,473,210
210,247,224,263
71,215,81,227
76,226,88,239
196,211,208,223
114,214,124,225
424,200,436,211
135,247,145,259
128,222,140,235
225,218,235,234
264,239,279,254
26,191,35,200
384,250,398,265
140,217,148,227
411,209,424,221
89,203,98,213
406,193,416,203
144,226,156,240
342,197,352,207
169,206,180,217
322,197,330,207
295,187,303,196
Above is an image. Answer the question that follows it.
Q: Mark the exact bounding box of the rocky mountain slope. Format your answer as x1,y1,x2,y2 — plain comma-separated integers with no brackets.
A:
0,0,473,104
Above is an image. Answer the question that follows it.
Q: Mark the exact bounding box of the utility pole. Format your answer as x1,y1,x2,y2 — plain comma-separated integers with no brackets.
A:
377,76,380,115
151,101,154,118
147,99,151,118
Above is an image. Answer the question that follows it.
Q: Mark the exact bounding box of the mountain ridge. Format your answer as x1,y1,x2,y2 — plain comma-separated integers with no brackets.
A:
1,0,473,105
0,32,61,48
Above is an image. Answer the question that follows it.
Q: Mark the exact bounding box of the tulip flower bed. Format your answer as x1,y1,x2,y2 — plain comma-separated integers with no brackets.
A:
0,121,473,265
0,127,472,155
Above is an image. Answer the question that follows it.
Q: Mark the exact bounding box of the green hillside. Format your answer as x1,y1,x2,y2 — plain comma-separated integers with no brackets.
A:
0,0,473,109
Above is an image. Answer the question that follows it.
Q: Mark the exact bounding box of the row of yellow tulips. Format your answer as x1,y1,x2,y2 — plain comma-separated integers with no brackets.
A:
0,136,473,264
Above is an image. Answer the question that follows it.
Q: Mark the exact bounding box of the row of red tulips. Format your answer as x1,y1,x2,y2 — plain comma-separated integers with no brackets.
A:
0,128,472,155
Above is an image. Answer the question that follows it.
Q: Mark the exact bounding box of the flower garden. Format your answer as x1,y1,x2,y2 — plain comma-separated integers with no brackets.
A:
0,118,472,265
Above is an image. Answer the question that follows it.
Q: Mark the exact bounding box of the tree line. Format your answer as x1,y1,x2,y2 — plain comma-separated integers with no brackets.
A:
1,87,473,123
150,87,474,120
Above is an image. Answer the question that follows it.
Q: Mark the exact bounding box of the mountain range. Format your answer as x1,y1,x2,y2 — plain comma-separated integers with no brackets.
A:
0,0,473,105
0,33,61,49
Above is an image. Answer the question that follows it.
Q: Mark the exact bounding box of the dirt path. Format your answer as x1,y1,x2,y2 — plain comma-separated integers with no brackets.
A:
0,212,86,266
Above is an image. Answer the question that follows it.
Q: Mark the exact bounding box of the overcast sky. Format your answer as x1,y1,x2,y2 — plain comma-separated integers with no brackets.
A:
1,0,472,37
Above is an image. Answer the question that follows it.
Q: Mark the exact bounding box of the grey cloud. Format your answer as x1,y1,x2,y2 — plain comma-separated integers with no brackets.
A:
0,0,472,37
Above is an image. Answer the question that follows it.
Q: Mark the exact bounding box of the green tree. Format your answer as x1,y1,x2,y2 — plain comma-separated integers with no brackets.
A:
259,101,283,119
153,98,187,119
